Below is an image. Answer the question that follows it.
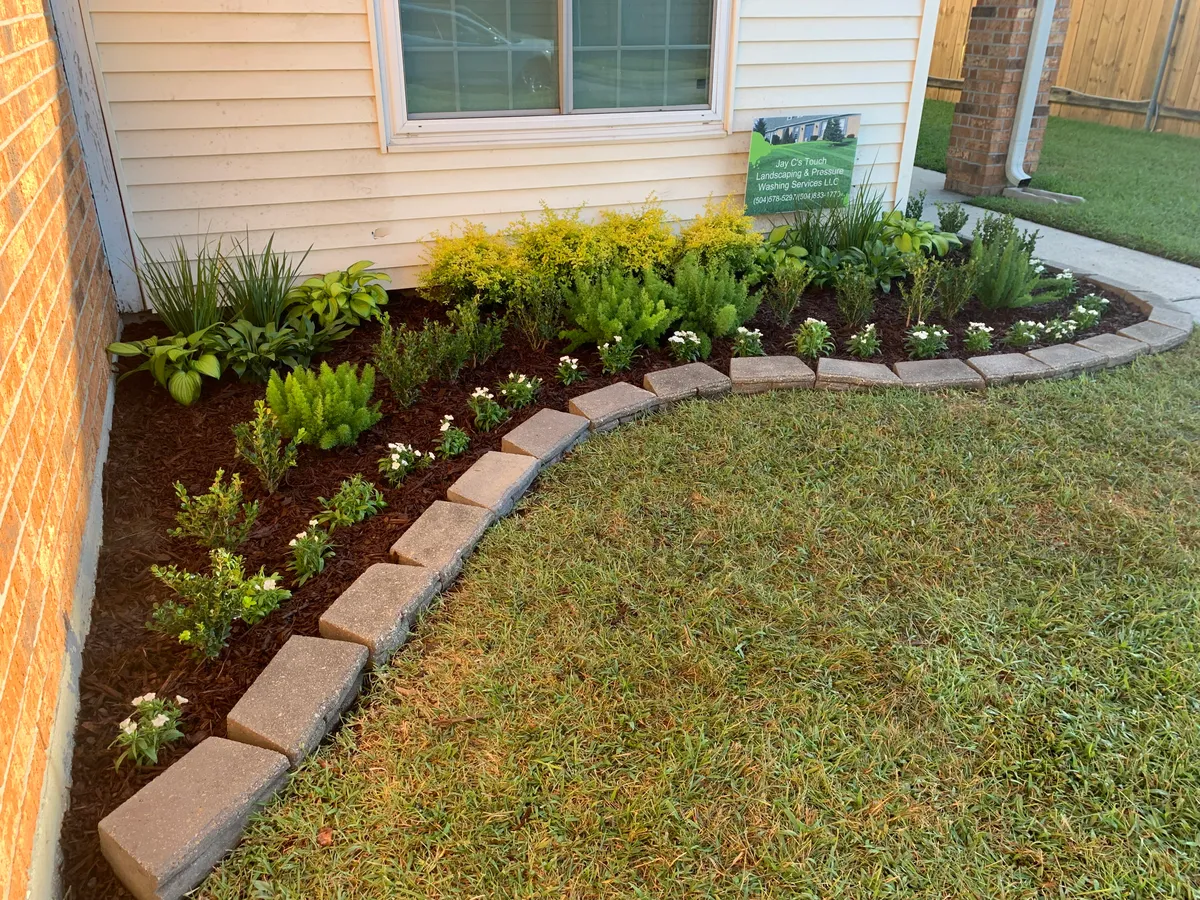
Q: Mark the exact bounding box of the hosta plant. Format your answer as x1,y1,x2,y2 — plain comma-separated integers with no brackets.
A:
436,415,470,457
149,550,289,659
266,362,382,450
170,469,259,551
378,442,433,488
107,329,222,407
557,355,586,385
496,373,542,409
881,210,961,257
904,322,949,360
668,330,703,362
111,693,187,769
468,387,508,431
316,474,386,530
792,318,834,359
210,319,320,383
963,322,994,353
1005,319,1045,349
289,521,334,586
286,260,390,330
598,336,636,374
847,323,881,359
232,401,298,494
731,326,764,358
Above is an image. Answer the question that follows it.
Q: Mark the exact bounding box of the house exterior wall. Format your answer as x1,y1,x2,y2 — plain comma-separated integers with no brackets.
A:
84,0,940,288
0,0,120,895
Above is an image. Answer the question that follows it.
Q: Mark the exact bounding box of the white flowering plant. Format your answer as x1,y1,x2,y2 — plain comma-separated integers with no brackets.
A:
731,326,764,358
1030,257,1046,276
149,550,290,659
436,414,470,457
1054,268,1076,294
315,474,387,530
964,322,994,353
1078,293,1110,317
667,330,703,362
904,322,949,360
1005,319,1045,349
1074,294,1109,327
557,355,586,386
1043,316,1079,342
846,323,881,359
791,318,834,359
378,442,433,488
468,387,509,431
111,693,187,769
496,372,543,409
598,335,635,374
288,520,334,586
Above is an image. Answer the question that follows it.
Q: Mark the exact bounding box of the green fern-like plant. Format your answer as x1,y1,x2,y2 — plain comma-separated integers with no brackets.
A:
266,362,382,450
971,234,1039,310
669,253,757,357
560,268,676,351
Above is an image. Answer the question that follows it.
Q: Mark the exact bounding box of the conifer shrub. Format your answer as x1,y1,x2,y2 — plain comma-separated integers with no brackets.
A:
266,362,382,450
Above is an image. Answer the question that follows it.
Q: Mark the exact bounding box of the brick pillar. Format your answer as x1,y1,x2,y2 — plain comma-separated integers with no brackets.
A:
945,0,1072,196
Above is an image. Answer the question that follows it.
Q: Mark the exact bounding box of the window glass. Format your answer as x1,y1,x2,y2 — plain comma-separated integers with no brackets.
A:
400,0,559,116
572,0,712,110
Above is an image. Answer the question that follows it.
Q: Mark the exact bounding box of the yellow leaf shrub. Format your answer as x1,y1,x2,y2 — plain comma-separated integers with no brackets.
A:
418,222,528,307
678,196,763,276
594,198,679,274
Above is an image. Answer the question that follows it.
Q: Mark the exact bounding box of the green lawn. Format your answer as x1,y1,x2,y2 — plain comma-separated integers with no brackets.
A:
206,341,1200,899
916,98,1200,266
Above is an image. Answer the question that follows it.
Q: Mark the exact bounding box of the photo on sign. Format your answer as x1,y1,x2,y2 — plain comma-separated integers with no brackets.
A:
745,113,862,216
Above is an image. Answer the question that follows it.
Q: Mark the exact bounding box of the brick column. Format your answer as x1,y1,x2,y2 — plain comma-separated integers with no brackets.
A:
945,0,1072,196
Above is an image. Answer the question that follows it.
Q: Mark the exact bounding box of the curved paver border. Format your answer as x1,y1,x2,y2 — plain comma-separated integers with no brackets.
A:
99,289,1194,900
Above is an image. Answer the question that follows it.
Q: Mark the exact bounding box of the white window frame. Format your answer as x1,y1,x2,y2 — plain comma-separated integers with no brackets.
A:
369,0,736,151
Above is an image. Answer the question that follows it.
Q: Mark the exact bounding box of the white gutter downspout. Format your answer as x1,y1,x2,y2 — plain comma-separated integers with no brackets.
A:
1006,0,1057,186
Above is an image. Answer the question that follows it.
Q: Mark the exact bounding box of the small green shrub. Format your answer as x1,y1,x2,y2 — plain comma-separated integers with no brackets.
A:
149,550,289,659
170,469,259,551
561,268,675,350
765,257,814,324
419,222,526,308
511,272,565,351
232,401,298,494
936,260,976,321
111,694,186,769
506,204,604,288
834,266,876,328
289,521,334,586
447,298,506,369
670,254,757,354
372,314,430,407
731,326,764,358
847,323,881,358
900,256,939,326
266,362,382,450
316,474,386,530
935,201,969,235
904,189,927,220
677,196,763,277
792,318,835,359
286,261,390,329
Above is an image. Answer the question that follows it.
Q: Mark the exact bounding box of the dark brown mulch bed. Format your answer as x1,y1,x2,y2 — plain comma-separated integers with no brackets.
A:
60,279,1143,898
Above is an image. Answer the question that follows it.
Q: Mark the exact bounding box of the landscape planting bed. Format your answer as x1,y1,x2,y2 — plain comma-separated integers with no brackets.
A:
61,276,1158,898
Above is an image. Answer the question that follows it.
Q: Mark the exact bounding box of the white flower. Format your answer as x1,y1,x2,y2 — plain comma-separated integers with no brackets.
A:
289,538,298,547
613,335,623,343
391,461,400,470
804,317,825,326
151,714,169,729
296,530,307,540
428,453,436,461
912,331,928,340
120,718,136,735
309,518,318,527
440,421,450,432
560,355,571,362
262,578,277,591
175,695,188,705
136,692,156,705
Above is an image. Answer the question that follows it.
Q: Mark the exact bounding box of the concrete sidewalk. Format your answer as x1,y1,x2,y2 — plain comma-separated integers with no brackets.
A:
911,168,1200,319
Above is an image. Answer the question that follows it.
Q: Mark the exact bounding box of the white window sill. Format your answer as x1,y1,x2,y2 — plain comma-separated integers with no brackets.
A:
384,112,730,153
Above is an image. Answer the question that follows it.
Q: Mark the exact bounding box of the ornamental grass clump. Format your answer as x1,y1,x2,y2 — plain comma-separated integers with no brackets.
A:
232,401,298,494
289,520,334,586
792,318,834,359
378,442,433,487
668,330,703,362
904,322,949,360
964,322,994,353
149,550,289,659
557,355,586,385
436,415,470,457
111,693,186,769
847,323,882,359
497,373,542,409
731,326,764,358
267,362,382,450
170,469,259,551
468,387,508,431
316,474,386,530
598,336,636,373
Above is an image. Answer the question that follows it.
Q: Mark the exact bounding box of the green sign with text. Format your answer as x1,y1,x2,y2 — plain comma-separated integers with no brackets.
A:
745,113,862,215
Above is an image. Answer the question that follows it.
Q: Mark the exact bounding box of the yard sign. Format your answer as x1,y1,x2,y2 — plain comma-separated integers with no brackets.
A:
745,113,862,215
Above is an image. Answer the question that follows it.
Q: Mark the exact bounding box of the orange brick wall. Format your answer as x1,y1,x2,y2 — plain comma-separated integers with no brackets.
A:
0,0,120,894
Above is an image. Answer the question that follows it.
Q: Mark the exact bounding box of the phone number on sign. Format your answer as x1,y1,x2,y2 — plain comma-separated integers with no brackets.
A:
751,189,843,207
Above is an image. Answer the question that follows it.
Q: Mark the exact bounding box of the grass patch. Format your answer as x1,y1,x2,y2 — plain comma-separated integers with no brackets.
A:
206,341,1200,899
915,98,1200,266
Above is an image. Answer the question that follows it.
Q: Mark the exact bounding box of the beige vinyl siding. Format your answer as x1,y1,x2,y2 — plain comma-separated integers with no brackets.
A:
86,0,935,293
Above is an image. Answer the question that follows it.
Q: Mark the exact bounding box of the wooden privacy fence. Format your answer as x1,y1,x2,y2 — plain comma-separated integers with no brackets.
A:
927,0,1200,137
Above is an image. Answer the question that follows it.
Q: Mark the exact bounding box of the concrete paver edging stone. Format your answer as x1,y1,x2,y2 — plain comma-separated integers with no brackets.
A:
100,299,1194,900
